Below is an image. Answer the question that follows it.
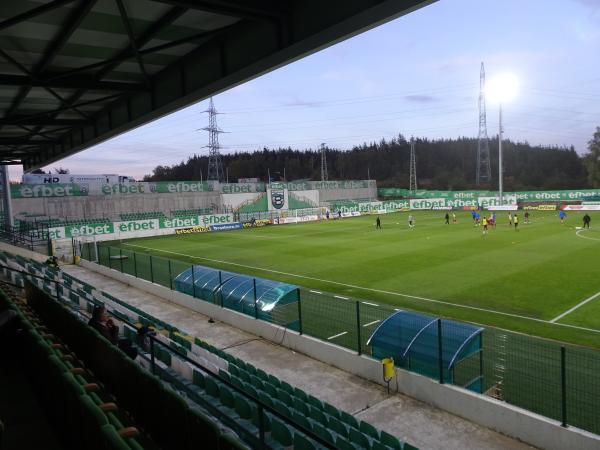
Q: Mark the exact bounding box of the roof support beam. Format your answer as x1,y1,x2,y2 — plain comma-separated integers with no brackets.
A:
0,0,76,31
0,74,145,92
148,0,286,21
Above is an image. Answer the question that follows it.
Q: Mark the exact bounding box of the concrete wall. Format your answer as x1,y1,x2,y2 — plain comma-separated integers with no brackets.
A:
319,187,376,203
80,260,600,450
12,191,223,220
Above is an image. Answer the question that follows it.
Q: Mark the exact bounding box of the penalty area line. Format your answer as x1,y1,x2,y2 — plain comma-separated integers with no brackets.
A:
122,242,600,335
550,290,600,323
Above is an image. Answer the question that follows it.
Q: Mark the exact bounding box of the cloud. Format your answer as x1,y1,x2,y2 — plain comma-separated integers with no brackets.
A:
405,94,437,103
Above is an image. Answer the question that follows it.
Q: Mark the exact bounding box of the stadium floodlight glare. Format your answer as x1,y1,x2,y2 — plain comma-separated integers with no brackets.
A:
486,73,519,203
486,73,519,104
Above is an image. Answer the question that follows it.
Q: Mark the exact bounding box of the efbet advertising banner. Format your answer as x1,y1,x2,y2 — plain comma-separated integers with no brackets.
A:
409,198,448,210
160,214,233,229
114,219,160,234
11,183,89,198
220,183,265,193
48,222,115,239
478,195,517,208
101,181,210,196
268,184,289,211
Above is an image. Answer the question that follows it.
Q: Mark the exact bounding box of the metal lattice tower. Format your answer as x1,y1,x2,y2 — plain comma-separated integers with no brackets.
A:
320,143,328,181
202,97,224,182
409,138,417,193
476,62,491,185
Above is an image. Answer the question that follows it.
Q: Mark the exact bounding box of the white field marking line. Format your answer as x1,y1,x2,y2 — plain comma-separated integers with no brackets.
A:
362,302,379,307
122,242,600,334
363,320,381,328
334,295,349,300
550,291,600,323
310,290,323,294
327,331,348,340
576,229,600,242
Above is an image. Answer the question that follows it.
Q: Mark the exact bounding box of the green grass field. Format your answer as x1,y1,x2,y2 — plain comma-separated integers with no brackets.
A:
105,209,600,349
93,209,600,433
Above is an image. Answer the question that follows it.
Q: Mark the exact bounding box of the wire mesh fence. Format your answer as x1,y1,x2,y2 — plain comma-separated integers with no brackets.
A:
84,243,600,435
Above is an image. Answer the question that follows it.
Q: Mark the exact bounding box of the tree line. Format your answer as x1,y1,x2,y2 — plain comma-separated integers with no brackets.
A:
144,129,600,190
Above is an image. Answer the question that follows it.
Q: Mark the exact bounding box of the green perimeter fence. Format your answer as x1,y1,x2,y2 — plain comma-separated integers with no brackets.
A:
81,242,600,436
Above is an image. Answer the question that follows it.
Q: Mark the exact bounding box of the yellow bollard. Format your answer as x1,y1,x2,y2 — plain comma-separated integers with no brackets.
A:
382,357,395,394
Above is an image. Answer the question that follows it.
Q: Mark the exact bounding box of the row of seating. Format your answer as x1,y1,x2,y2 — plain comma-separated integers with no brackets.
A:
15,217,111,227
0,285,156,450
119,212,166,221
23,281,250,450
171,208,214,217
1,250,419,450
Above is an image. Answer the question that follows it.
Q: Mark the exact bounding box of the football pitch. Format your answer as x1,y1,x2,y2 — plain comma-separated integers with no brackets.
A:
110,210,600,349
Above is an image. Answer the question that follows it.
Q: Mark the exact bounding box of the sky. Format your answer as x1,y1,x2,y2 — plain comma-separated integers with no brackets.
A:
11,0,600,181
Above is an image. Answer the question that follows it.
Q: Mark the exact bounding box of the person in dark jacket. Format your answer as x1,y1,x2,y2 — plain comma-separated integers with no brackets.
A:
89,306,137,359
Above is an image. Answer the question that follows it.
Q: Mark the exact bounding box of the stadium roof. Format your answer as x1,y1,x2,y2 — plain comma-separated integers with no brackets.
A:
0,0,434,171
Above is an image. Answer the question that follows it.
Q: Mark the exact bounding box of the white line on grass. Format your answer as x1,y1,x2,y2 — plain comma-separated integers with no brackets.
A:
334,295,349,300
122,242,600,334
576,229,600,242
327,331,347,340
362,302,379,307
363,320,381,328
550,291,600,323
310,290,322,294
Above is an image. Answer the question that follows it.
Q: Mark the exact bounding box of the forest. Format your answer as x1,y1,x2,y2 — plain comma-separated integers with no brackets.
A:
144,133,597,191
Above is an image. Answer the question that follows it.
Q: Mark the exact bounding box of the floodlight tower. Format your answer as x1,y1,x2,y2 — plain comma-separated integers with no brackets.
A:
320,143,328,181
476,62,491,185
202,97,224,182
409,138,417,193
486,73,518,203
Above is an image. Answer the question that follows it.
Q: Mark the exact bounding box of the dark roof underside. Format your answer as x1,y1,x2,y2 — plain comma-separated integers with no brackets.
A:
0,0,434,170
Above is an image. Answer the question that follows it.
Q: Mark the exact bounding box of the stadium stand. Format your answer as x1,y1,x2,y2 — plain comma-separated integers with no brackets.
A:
119,212,167,221
170,208,214,217
0,249,419,450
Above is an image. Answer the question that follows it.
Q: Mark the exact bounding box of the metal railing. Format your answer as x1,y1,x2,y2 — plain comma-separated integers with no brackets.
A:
80,244,600,436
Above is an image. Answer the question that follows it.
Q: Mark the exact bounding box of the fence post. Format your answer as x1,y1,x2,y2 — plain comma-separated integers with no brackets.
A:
253,278,258,319
297,289,303,335
561,346,567,427
133,252,138,278
437,319,444,384
168,259,173,290
149,255,154,283
191,265,196,298
119,249,124,272
108,246,112,269
356,301,362,355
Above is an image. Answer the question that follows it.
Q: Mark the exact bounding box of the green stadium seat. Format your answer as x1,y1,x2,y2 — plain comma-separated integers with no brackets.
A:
271,416,294,448
309,406,328,427
219,369,232,383
280,381,295,395
239,371,251,383
328,417,349,438
307,395,324,411
272,400,292,420
229,365,240,377
277,388,293,406
312,423,335,445
264,383,278,398
205,376,221,399
256,368,269,381
360,420,380,440
193,369,205,388
250,375,265,391
219,384,237,410
337,436,358,450
349,428,371,449
323,402,341,420
293,397,310,416
292,411,313,432
267,374,281,388
294,388,308,402
188,407,221,449
341,411,360,430
380,431,403,450
372,443,394,450
294,433,318,450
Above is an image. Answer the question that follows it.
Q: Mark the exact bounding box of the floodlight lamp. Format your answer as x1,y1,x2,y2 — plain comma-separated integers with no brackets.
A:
486,73,519,103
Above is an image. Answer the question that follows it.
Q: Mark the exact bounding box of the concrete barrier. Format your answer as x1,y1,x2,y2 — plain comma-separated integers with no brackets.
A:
80,259,600,450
